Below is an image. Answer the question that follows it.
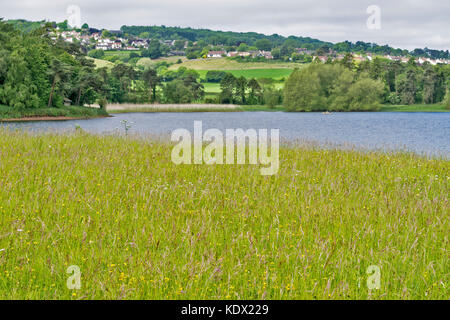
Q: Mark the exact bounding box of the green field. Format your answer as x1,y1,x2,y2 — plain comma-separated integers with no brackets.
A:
380,104,449,112
103,50,138,59
197,69,293,81
0,131,447,299
87,57,114,69
169,57,304,71
137,56,187,69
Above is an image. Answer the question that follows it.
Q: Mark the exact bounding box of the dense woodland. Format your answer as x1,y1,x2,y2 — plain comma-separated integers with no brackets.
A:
0,20,106,109
1,19,449,112
284,55,450,111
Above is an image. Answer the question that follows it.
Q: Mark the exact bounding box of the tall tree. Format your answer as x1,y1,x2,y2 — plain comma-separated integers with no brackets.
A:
422,66,437,104
219,73,237,104
235,76,248,104
47,59,71,107
142,68,160,102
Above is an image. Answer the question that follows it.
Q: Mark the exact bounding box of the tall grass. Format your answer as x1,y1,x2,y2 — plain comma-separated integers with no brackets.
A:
0,105,108,120
0,131,448,300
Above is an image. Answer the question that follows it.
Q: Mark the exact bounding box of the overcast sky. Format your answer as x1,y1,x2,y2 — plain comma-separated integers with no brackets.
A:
1,0,449,50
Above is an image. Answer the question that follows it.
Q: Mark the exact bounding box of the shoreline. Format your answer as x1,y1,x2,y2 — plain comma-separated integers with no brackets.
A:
0,104,447,121
0,115,110,122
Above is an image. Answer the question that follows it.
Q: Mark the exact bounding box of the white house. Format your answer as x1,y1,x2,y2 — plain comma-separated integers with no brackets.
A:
207,51,226,58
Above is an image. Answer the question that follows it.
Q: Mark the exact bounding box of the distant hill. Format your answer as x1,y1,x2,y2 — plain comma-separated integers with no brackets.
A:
121,25,448,59
120,25,330,50
5,19,46,33
4,19,449,59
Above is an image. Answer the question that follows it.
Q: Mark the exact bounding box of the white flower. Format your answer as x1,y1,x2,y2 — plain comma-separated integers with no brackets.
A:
0,249,5,252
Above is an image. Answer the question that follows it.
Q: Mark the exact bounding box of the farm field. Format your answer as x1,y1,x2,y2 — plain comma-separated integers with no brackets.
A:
0,131,447,300
87,57,114,69
103,50,140,59
169,57,305,71
197,69,293,80
136,56,188,69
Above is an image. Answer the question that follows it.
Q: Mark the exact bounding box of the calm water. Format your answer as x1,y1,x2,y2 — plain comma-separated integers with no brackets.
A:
3,112,449,157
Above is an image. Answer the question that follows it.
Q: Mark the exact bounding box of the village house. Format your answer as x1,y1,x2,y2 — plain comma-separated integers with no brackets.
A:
111,40,122,50
314,56,328,63
295,48,314,55
207,51,226,58
250,50,273,59
237,52,251,57
131,39,148,48
227,52,238,57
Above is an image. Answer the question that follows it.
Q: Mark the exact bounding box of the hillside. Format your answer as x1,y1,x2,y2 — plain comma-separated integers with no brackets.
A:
168,58,304,71
5,19,449,59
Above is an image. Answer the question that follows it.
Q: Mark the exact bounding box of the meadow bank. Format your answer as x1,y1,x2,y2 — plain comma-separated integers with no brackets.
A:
0,131,447,299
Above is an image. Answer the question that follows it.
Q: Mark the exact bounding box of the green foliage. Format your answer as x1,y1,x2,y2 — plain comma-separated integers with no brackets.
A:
163,80,194,103
284,68,325,111
142,68,161,102
141,40,163,59
0,20,109,111
263,86,280,108
88,49,105,59
219,73,237,104
395,70,417,105
205,71,228,83
255,39,272,51
97,97,108,109
444,89,450,110
284,64,384,111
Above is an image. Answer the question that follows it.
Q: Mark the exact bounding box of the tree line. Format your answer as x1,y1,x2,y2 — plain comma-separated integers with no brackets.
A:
0,20,106,109
284,55,450,111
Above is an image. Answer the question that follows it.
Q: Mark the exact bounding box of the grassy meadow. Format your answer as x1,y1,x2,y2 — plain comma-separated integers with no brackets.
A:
87,57,115,69
0,131,448,300
169,57,305,71
196,69,293,80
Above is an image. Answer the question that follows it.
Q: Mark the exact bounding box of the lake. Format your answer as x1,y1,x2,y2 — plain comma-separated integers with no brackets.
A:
2,112,449,157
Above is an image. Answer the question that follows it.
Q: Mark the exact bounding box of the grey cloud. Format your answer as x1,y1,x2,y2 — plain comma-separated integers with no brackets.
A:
0,0,449,50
